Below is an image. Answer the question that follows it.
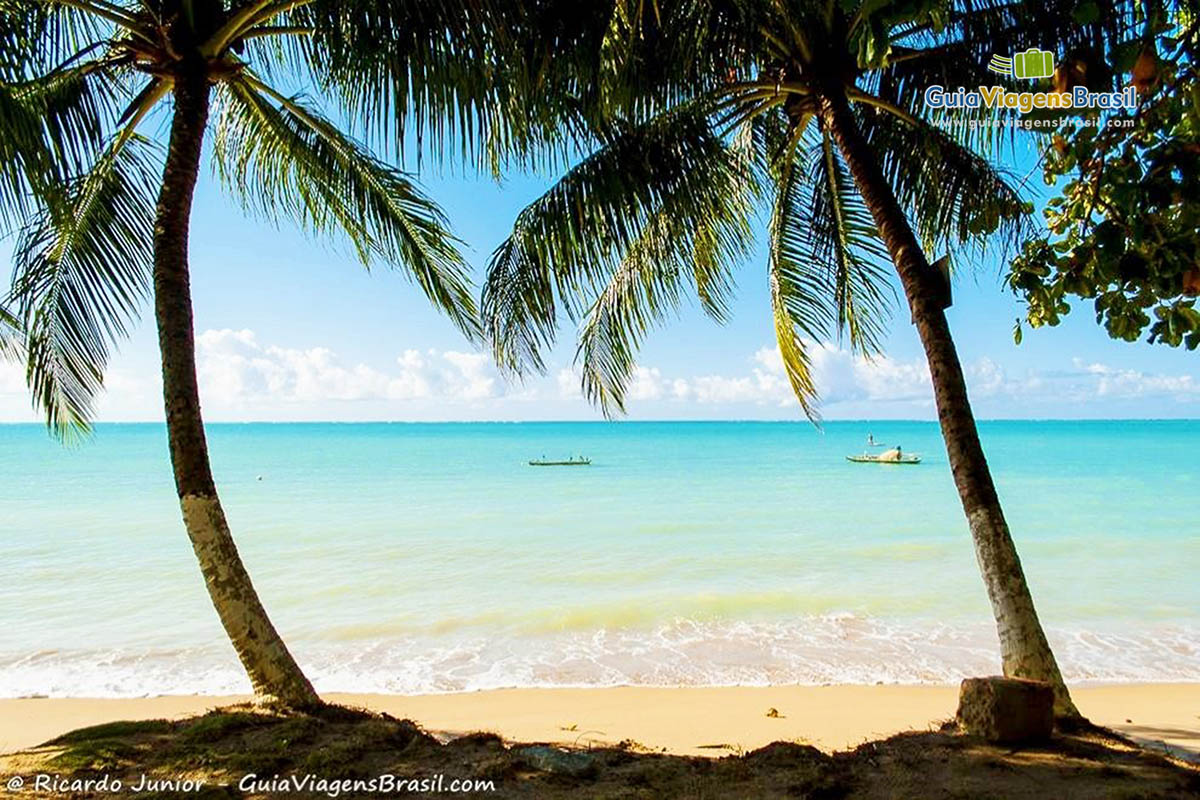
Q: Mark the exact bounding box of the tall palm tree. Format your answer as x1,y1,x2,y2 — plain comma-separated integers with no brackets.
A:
1,0,506,708
483,0,1127,719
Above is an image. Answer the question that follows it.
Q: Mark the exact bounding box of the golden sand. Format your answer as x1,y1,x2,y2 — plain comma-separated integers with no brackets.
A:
1,684,1196,759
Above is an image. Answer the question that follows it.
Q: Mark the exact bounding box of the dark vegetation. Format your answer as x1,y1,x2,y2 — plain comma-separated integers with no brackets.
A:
3,705,1197,799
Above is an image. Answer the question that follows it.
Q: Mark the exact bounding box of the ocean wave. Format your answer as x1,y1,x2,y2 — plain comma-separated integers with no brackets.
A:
1,617,1197,698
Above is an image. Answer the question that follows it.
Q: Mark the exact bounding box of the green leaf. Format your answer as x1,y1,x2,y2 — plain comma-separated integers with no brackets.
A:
213,75,479,341
1073,3,1100,25
7,136,161,436
483,100,754,377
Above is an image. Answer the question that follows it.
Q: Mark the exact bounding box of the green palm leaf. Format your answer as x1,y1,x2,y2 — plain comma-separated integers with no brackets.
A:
575,211,691,416
7,134,159,436
0,302,18,361
483,101,750,375
576,172,752,416
857,102,1032,253
0,50,126,227
806,131,893,354
767,142,834,421
273,1,524,167
758,115,895,419
212,74,479,340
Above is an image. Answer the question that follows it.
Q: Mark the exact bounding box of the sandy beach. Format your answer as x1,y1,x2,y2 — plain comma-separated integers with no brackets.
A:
2,683,1196,760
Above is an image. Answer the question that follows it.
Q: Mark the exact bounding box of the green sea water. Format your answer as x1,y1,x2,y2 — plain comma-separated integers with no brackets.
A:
0,420,1196,696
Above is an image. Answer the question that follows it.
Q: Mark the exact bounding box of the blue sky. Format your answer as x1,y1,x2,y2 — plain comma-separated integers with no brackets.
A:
2,111,1198,423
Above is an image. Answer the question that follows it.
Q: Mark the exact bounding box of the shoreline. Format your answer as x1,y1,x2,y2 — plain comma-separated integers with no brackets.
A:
3,683,1196,760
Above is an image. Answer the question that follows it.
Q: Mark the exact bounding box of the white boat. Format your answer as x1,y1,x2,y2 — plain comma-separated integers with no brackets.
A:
847,447,921,464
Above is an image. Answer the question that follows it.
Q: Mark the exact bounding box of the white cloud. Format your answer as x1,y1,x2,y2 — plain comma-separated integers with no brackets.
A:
627,367,666,401
688,373,782,405
551,344,1200,417
0,360,23,395
198,329,388,402
548,344,936,411
966,357,1007,397
1082,361,1200,399
389,349,433,399
4,330,1199,422
738,343,933,407
440,351,497,400
753,346,784,372
194,329,511,411
852,354,931,402
556,366,580,399
683,346,793,406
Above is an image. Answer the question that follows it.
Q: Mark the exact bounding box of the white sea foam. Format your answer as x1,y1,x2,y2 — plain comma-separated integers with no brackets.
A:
2,617,1197,698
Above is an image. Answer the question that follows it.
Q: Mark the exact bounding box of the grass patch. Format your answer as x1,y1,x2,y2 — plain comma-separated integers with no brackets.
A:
47,719,171,745
3,705,1196,800
49,739,142,771
178,711,266,744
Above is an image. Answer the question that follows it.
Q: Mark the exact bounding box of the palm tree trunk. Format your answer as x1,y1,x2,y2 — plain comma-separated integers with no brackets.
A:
817,87,1080,719
152,65,320,710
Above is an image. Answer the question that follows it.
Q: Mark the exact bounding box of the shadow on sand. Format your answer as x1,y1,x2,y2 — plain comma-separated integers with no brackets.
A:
2,705,1198,799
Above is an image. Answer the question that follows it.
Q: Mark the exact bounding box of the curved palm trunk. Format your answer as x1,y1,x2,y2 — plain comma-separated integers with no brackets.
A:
817,88,1079,719
153,66,320,709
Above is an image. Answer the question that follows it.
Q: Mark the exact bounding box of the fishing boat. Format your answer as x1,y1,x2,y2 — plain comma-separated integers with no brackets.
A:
528,456,591,466
846,453,921,465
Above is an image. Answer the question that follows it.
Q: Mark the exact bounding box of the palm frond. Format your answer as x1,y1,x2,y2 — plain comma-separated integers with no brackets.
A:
0,1,110,81
0,81,45,224
273,0,513,167
24,58,125,175
212,74,479,340
808,130,893,354
761,115,896,420
7,134,160,436
858,102,1032,256
483,100,749,376
0,54,128,227
575,212,690,416
575,164,754,417
593,0,756,118
0,302,19,362
767,146,832,421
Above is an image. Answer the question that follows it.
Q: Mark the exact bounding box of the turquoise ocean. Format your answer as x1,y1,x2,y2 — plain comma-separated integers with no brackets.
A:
1,420,1197,697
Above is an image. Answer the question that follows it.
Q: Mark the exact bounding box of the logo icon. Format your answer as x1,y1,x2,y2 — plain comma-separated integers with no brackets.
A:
987,49,1054,79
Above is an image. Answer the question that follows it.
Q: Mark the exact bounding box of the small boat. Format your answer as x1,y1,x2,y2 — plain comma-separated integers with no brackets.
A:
846,453,921,465
528,457,591,466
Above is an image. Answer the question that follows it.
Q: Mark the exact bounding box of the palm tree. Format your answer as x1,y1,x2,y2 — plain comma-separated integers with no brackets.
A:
1,0,504,708
483,0,1127,719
